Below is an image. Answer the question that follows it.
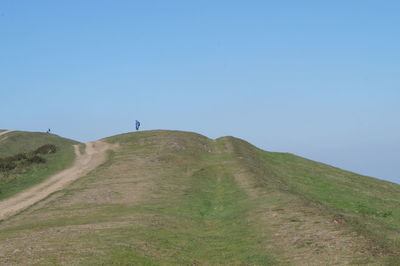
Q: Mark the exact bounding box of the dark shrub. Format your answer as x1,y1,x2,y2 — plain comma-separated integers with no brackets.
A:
0,157,17,167
10,153,27,161
27,155,46,164
0,145,54,176
34,144,57,154
0,160,17,172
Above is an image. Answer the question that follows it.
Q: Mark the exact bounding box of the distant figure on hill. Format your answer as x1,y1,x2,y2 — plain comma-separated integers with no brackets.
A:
135,120,141,131
46,129,51,134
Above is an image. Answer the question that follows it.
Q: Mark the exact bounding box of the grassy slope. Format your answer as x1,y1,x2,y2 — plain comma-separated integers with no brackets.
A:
0,131,79,200
0,131,276,265
0,130,398,264
93,131,274,264
224,136,400,263
265,151,400,256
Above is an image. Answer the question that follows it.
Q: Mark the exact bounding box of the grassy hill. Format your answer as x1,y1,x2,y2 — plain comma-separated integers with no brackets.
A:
0,130,399,265
0,130,77,157
0,131,79,200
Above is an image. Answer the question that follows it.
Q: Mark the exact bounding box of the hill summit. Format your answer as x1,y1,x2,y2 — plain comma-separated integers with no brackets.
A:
0,130,399,264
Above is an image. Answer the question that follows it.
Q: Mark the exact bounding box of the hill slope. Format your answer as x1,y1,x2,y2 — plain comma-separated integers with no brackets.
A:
0,130,399,265
0,130,79,200
0,130,77,157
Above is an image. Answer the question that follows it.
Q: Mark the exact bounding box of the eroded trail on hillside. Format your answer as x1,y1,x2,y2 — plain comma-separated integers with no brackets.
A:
0,130,13,137
0,141,117,220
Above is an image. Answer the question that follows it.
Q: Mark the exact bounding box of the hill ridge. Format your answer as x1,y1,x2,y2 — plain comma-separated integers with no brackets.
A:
0,130,398,264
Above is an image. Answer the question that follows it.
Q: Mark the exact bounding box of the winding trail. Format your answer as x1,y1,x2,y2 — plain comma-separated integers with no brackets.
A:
0,140,117,221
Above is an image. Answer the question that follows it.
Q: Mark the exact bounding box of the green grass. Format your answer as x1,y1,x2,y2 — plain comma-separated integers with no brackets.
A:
0,130,399,264
94,167,274,265
262,151,400,222
0,131,78,200
0,131,78,157
90,132,276,264
0,131,276,265
223,136,400,262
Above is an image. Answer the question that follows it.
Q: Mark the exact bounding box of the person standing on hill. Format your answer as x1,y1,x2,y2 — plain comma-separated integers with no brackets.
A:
135,120,141,131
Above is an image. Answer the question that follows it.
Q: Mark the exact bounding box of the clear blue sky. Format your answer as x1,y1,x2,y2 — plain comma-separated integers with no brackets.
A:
1,1,399,183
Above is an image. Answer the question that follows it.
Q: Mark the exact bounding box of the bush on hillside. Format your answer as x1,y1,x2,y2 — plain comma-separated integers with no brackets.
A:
27,155,46,164
0,144,56,178
34,144,57,154
10,153,28,161
0,160,17,172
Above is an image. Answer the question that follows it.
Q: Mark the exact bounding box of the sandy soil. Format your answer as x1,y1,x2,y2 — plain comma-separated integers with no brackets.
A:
0,141,117,221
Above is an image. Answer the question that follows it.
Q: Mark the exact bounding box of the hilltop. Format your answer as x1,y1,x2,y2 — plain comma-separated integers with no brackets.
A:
0,130,399,265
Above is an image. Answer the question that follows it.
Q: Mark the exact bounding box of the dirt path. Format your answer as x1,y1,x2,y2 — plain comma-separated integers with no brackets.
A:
0,130,13,137
0,141,117,221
